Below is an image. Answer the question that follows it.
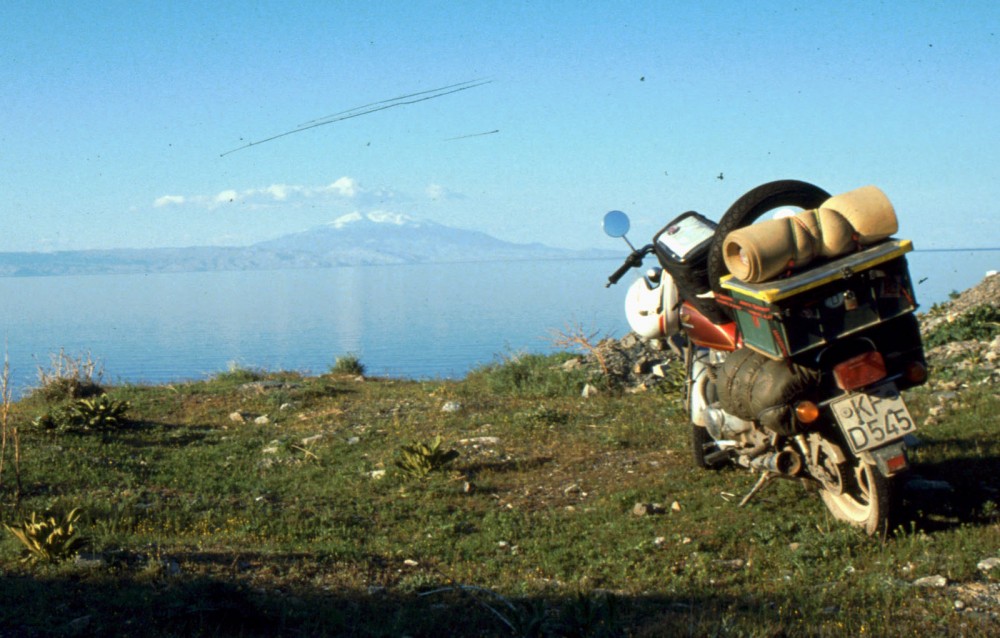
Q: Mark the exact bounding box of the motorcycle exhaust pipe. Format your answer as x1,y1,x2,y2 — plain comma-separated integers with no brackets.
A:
749,450,802,476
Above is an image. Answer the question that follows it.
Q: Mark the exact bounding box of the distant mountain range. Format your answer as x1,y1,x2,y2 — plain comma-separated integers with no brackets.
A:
0,213,617,277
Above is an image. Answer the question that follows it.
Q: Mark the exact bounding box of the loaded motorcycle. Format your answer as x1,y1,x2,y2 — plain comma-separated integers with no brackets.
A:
603,180,928,535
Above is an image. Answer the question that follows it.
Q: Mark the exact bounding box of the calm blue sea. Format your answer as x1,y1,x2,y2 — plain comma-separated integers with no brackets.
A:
0,251,995,397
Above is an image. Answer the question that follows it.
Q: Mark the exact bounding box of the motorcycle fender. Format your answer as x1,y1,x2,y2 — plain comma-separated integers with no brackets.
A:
860,442,909,478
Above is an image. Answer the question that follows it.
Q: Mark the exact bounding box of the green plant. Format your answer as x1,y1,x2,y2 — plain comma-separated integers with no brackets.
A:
32,348,105,402
331,354,365,376
395,435,459,479
71,394,131,430
5,508,88,564
32,394,130,432
924,304,1000,348
468,352,590,397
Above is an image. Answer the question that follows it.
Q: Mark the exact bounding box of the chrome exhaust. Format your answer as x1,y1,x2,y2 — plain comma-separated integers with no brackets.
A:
749,450,802,476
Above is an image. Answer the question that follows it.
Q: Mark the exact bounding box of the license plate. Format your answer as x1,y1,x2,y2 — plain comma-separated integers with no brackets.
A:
831,383,916,454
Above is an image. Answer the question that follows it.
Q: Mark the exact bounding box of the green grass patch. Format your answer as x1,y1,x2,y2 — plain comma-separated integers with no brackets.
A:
0,355,997,636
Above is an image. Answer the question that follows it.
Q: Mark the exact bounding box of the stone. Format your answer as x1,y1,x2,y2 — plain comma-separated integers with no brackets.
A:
254,415,270,425
977,557,1000,572
301,434,324,445
914,575,948,588
632,502,666,516
368,469,386,480
441,401,462,413
581,383,599,398
229,411,246,424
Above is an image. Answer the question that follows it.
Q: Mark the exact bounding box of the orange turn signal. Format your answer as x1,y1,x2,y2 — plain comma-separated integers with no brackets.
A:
904,361,928,385
795,400,821,424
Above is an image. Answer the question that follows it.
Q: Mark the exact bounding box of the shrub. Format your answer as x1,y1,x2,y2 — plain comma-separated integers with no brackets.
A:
32,394,130,432
213,362,265,384
467,352,591,397
395,436,459,479
32,349,105,402
924,304,1000,348
331,354,365,376
4,508,88,564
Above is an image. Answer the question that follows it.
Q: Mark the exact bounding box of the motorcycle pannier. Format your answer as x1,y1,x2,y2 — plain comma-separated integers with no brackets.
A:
717,239,918,360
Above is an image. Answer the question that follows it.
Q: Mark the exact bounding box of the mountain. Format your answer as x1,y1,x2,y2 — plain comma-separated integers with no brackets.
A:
0,213,617,277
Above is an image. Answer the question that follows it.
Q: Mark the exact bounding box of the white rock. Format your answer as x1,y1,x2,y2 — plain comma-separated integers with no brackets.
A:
914,575,948,588
977,557,1000,572
441,401,462,413
581,383,599,398
229,411,246,423
368,469,386,480
301,434,324,445
254,415,271,425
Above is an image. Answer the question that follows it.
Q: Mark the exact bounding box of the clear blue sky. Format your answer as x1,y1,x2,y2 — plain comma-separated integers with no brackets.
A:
2,1,997,253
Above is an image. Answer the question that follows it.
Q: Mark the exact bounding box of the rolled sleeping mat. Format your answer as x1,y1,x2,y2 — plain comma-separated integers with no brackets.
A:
722,185,898,283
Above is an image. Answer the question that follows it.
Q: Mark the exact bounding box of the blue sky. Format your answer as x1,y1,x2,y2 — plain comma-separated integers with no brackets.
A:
1,1,997,253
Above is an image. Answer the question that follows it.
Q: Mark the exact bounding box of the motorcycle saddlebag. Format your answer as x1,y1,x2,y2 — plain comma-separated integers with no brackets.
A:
716,239,918,360
653,212,729,324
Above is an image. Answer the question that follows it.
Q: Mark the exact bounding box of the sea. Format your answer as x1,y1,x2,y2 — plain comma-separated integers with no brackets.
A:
0,251,996,398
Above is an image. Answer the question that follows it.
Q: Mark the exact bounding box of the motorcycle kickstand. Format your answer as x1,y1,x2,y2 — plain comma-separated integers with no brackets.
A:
738,471,775,507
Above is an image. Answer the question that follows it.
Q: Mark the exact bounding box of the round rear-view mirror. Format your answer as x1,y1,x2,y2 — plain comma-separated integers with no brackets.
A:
602,210,630,238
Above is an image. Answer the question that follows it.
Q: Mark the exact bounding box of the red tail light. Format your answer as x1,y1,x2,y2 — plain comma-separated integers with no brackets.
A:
833,351,887,391
904,361,928,385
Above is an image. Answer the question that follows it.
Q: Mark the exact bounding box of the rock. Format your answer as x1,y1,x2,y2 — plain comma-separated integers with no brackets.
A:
403,559,419,567
561,357,584,371
345,436,360,445
671,501,682,512
279,402,296,411
254,415,270,425
632,502,666,516
581,383,599,398
368,469,386,480
441,401,462,413
954,599,967,611
914,575,948,588
977,557,1000,573
229,411,247,424
459,436,500,446
713,558,745,571
301,434,324,445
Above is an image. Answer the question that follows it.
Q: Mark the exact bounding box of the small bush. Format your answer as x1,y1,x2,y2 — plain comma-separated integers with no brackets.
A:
924,304,1000,348
395,436,459,479
467,352,591,397
5,508,88,564
32,394,130,432
32,349,105,402
331,354,365,376
213,363,266,384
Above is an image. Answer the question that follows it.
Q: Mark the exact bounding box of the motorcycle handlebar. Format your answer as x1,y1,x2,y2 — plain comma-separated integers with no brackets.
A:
606,245,653,287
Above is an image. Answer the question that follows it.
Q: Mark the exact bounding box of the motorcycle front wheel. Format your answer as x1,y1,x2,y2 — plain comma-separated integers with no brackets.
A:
819,459,893,536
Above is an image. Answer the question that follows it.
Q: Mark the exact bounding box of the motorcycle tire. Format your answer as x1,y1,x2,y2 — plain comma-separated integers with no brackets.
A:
691,423,723,470
707,180,831,299
819,459,894,536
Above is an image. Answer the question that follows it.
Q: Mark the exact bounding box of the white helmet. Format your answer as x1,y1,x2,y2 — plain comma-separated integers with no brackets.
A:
624,268,681,338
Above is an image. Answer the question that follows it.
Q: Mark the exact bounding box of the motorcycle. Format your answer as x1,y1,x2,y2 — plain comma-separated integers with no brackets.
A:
603,180,928,535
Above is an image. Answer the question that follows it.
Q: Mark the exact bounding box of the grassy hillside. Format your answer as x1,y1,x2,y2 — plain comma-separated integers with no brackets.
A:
0,287,998,636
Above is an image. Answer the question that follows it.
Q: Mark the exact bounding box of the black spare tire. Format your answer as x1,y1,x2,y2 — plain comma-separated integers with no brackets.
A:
707,180,831,298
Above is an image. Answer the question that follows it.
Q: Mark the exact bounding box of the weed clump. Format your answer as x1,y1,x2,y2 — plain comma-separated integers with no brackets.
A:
5,508,87,564
31,349,104,402
467,352,591,398
331,354,365,376
924,304,1000,348
395,436,459,479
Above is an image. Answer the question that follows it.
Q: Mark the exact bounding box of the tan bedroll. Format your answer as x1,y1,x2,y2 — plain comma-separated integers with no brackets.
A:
722,185,898,283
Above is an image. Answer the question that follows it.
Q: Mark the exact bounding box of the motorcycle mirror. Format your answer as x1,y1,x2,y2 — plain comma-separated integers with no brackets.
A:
603,210,631,238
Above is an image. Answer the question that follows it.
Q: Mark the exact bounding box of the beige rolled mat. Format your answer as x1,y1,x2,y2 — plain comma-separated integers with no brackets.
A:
722,185,898,283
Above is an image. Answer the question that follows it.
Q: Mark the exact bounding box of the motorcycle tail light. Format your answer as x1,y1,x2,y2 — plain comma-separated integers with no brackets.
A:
795,400,820,424
833,351,887,391
904,360,928,385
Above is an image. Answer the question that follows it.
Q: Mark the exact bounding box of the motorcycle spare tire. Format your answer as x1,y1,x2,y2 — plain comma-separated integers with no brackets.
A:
707,180,832,300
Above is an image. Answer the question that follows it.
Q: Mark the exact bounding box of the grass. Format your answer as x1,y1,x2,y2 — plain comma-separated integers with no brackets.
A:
0,352,997,636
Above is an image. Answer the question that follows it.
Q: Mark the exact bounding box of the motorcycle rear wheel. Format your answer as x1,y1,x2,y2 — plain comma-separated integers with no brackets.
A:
819,459,892,536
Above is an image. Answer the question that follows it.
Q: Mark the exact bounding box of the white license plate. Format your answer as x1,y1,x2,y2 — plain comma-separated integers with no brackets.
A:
831,383,916,454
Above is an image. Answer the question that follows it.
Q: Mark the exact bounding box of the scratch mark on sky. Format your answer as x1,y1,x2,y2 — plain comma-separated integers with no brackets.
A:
221,79,493,157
